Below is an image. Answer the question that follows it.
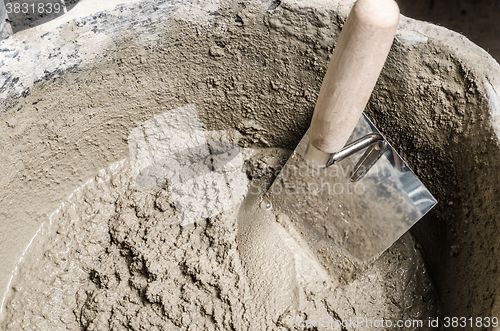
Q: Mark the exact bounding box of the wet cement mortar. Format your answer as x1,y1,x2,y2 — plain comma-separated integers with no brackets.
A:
3,156,437,330
1,0,500,329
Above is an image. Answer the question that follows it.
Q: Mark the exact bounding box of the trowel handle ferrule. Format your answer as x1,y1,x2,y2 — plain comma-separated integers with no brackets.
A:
306,0,399,164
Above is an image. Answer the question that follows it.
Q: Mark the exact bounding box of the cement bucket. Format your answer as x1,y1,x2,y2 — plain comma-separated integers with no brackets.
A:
0,0,499,328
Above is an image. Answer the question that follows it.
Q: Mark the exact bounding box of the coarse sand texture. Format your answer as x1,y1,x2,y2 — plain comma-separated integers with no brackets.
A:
0,0,499,330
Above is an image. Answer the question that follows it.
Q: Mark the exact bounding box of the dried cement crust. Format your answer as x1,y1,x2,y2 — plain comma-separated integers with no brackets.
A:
0,0,499,327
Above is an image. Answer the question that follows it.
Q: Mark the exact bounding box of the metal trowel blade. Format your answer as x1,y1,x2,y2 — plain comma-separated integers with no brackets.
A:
266,113,437,261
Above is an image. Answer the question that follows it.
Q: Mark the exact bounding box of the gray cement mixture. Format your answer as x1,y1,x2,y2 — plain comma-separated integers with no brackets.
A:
2,153,437,330
1,0,500,329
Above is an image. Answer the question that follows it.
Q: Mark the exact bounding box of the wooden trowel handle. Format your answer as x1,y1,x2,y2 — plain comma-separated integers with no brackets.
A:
305,0,400,164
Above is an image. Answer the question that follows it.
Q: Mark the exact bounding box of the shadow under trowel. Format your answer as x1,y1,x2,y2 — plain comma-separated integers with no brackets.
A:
236,183,334,323
236,187,300,320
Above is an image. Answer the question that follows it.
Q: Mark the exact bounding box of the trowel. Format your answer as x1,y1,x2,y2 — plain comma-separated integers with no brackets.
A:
264,0,437,261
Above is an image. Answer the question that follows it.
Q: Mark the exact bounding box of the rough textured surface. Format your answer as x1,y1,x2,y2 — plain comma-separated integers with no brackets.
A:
3,155,437,330
0,0,499,327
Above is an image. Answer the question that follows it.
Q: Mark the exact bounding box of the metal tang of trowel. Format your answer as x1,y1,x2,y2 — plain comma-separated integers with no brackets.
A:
265,0,437,261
